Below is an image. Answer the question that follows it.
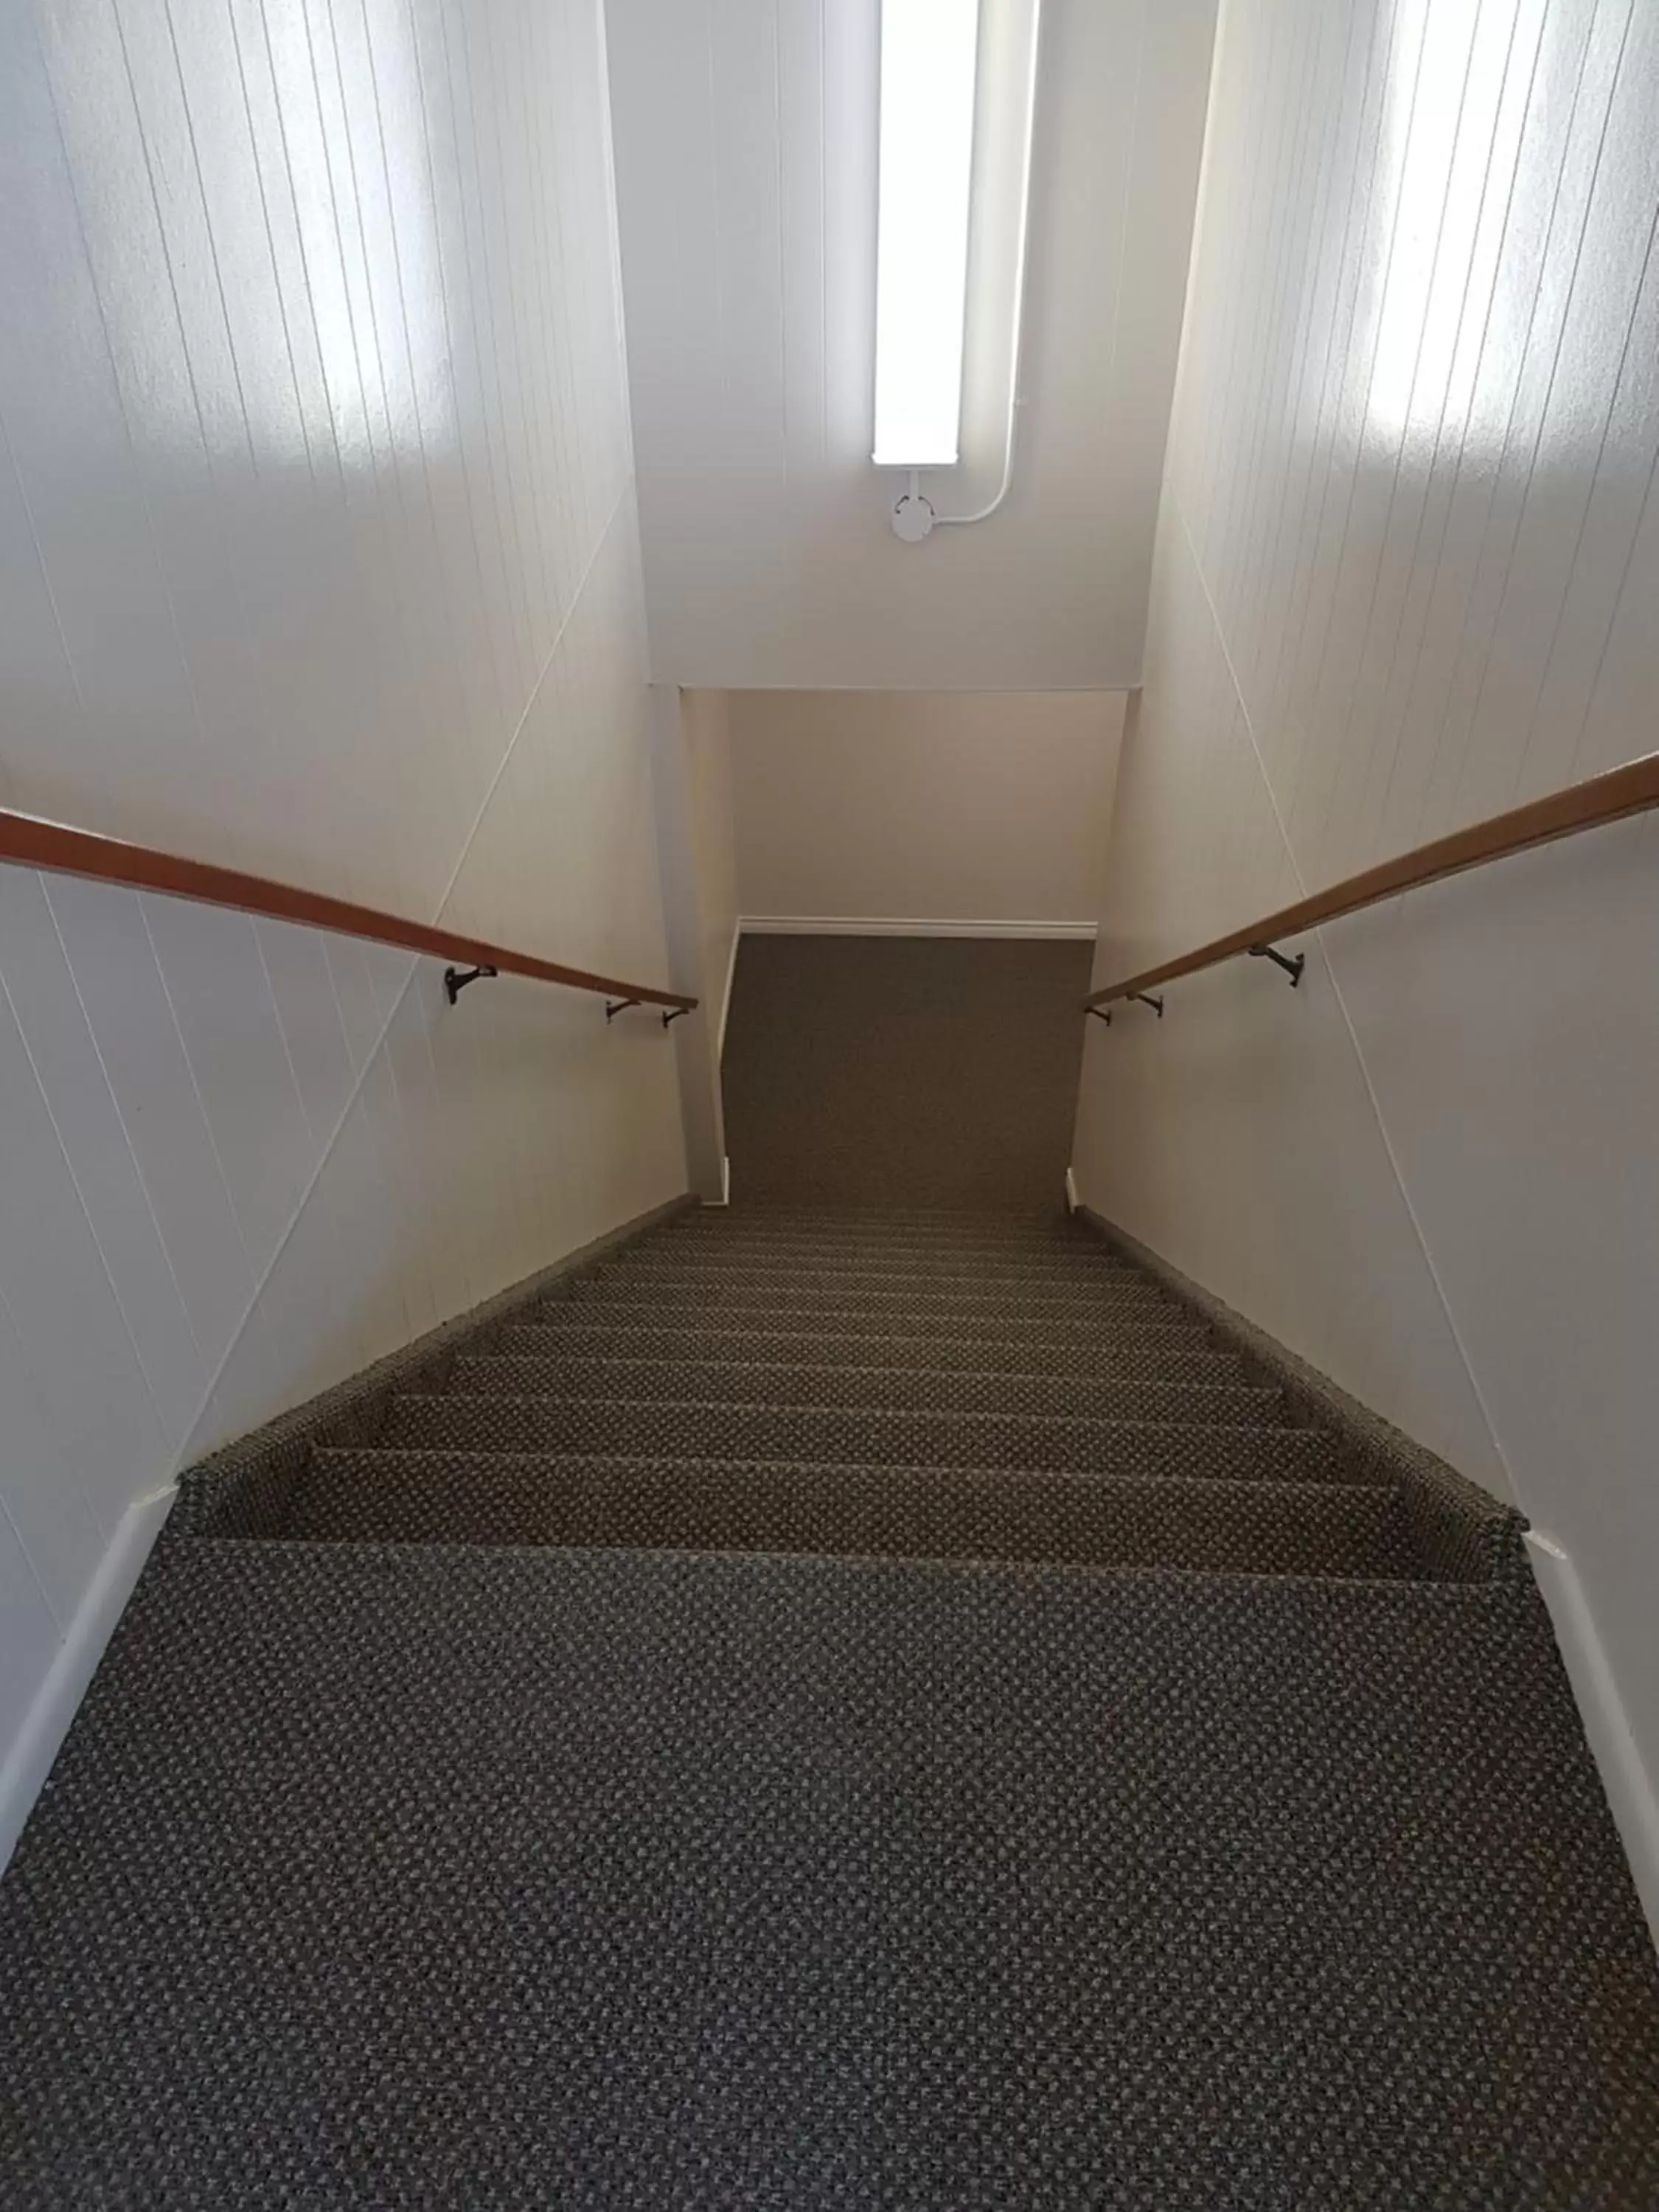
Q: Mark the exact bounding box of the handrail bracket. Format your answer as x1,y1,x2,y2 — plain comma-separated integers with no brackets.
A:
444,963,498,1004
609,996,688,1031
1129,991,1165,1018
1248,943,1305,987
1079,752,1658,1018
0,807,696,1020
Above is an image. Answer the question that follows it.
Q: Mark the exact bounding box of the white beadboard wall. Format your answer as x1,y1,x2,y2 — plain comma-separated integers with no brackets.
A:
0,0,686,1864
1074,0,1659,1839
603,0,1218,691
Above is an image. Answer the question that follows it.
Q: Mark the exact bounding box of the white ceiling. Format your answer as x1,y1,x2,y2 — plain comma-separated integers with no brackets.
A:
604,0,1218,692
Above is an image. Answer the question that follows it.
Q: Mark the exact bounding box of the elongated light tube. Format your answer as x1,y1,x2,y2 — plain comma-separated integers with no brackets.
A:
872,0,982,467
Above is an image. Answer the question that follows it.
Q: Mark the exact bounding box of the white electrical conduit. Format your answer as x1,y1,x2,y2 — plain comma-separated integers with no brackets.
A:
928,0,1045,530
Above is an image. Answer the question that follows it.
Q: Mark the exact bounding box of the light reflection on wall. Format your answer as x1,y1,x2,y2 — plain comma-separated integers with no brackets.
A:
68,0,451,473
1360,0,1537,451
256,0,450,470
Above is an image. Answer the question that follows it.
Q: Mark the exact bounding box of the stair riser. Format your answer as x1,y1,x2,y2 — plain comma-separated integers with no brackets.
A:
674,1215,1077,1245
382,1396,1346,1482
494,1321,1232,1378
448,1354,1287,1429
552,1279,1180,1322
519,1301,1211,1347
658,1231,1102,1261
293,1452,1408,1576
607,1251,1144,1289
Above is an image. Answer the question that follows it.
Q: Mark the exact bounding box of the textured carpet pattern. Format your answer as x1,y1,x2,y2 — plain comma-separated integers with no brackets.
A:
556,1273,1181,1320
447,1352,1282,1425
517,1298,1209,1349
1085,1207,1537,1585
720,934,1094,1211
4,1206,1658,2208
594,1247,1146,1287
496,1317,1235,1377
380,1394,1346,1481
4,1543,1657,2210
292,1450,1413,1573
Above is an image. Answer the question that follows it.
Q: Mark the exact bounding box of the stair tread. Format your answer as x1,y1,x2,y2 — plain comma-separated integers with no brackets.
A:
538,1293,1196,1339
6,1539,1652,2207
562,1273,1175,1310
495,1318,1234,1377
447,1352,1288,1425
313,1442,1387,1489
291,1446,1405,1573
656,1230,1111,1257
383,1392,1348,1481
518,1298,1210,1334
601,1249,1147,1284
675,1212,1079,1242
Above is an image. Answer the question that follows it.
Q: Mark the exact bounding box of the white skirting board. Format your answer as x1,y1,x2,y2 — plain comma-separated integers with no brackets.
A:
0,1484,176,1873
737,917,1098,940
1526,1529,1659,1949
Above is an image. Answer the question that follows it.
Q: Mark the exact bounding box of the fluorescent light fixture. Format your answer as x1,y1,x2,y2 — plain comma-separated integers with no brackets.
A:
872,0,982,467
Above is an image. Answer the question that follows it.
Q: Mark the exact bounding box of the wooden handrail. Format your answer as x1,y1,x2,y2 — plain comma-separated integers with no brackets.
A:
0,810,696,1014
1085,752,1659,1011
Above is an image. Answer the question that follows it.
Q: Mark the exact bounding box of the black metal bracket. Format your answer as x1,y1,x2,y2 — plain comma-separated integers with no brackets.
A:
1086,1006,1112,1026
1129,992,1165,1018
609,997,689,1030
1248,942,1305,987
443,964,497,1004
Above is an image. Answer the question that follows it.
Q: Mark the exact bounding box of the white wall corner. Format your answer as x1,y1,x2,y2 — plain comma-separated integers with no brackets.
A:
716,922,742,1065
0,1484,176,1874
1065,1166,1079,1213
1526,1529,1659,1950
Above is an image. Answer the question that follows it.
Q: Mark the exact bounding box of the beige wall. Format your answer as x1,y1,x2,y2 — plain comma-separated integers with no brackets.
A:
728,690,1124,925
1072,0,1659,1922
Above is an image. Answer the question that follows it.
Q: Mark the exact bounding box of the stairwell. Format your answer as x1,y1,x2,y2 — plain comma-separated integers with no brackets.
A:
3,1201,1657,2205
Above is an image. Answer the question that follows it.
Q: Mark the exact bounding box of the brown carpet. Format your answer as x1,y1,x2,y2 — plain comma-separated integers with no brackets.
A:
720,933,1093,1212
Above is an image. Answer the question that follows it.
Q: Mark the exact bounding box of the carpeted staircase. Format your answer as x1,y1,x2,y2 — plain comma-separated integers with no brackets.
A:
3,1205,1658,2206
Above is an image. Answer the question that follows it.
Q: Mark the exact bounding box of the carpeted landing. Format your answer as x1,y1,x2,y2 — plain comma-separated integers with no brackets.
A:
3,1208,1658,2208
719,934,1094,1211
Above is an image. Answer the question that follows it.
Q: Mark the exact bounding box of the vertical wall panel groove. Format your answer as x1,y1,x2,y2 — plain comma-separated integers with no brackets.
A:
1075,0,1659,1828
0,0,686,1865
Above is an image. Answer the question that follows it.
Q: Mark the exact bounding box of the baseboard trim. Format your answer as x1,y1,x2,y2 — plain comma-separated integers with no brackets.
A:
0,1484,175,1874
1526,1530,1659,1948
738,915,1098,941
